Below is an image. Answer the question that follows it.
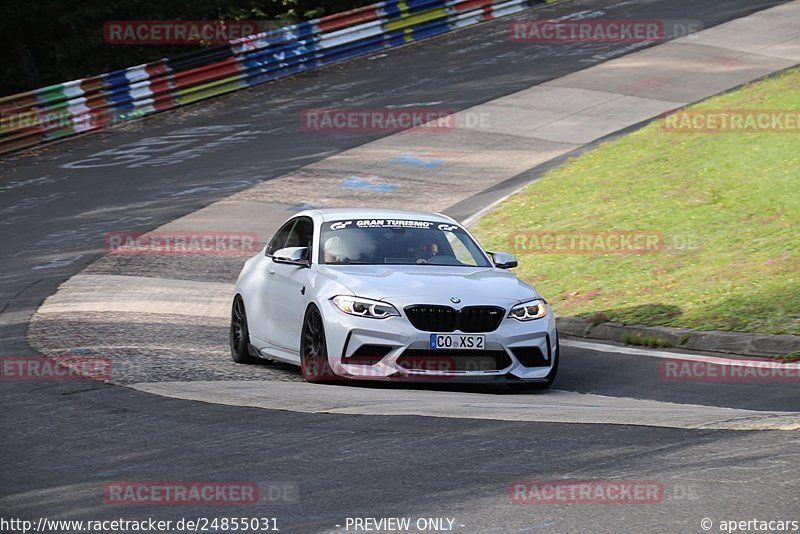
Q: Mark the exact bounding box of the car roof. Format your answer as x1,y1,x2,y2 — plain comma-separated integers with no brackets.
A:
297,208,459,225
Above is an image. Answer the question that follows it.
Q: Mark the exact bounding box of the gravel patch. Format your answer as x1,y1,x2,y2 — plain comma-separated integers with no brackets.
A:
84,254,247,284
29,311,302,384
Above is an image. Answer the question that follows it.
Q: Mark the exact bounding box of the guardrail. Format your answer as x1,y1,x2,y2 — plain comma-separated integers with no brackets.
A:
0,0,535,155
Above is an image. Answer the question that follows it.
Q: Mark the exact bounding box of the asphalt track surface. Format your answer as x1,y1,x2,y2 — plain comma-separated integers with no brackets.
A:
1,0,798,532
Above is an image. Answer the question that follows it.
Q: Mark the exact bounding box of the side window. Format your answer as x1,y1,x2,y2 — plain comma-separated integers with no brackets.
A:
265,220,296,256
284,217,314,261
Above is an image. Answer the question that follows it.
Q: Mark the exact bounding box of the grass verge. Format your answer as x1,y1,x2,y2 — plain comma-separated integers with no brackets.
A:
473,68,800,335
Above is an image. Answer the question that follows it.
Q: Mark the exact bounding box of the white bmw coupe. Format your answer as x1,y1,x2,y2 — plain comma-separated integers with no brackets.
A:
231,208,558,389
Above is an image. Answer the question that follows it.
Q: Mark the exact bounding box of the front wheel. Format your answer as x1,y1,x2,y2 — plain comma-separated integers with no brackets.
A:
230,296,259,364
300,305,336,382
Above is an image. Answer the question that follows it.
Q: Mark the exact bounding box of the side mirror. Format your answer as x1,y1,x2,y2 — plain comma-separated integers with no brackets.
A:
487,251,518,269
272,247,310,267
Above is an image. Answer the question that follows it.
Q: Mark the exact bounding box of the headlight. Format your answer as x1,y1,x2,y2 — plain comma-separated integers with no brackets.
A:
331,296,400,319
509,299,547,321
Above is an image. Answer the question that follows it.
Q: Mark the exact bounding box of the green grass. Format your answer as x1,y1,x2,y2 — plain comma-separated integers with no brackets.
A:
473,68,800,335
622,332,673,349
778,351,800,363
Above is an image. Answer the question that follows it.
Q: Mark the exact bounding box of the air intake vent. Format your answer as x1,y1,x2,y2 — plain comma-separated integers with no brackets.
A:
511,346,549,367
398,349,511,371
344,344,393,365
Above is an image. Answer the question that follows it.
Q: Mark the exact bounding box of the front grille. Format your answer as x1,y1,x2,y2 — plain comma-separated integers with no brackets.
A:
404,305,457,332
404,305,505,333
397,349,511,372
459,306,505,332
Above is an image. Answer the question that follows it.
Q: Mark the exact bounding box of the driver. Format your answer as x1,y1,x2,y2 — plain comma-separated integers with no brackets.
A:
416,242,439,263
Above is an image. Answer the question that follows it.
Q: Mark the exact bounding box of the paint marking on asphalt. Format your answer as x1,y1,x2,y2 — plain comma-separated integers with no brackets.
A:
128,381,800,431
561,339,800,369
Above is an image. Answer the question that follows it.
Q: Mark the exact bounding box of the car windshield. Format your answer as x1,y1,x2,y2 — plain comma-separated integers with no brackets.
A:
319,219,492,267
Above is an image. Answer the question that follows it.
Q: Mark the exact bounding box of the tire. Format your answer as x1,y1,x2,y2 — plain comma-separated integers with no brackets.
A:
300,305,336,383
230,296,259,364
508,335,559,392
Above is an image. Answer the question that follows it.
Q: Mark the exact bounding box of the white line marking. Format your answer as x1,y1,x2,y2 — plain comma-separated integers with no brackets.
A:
561,339,800,369
129,381,800,430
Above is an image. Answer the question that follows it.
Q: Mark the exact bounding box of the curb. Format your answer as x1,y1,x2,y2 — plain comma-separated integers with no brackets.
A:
556,317,800,359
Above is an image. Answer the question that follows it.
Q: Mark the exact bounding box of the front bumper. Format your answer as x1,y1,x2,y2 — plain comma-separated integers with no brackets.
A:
321,299,557,383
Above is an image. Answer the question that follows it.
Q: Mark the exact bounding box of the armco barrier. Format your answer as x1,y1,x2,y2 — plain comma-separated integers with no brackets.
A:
0,0,536,155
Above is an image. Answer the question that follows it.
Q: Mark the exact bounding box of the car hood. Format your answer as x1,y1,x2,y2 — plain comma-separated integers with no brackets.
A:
317,264,538,306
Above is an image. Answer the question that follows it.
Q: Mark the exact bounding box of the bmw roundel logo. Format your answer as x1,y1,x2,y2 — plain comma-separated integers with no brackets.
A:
450,297,461,304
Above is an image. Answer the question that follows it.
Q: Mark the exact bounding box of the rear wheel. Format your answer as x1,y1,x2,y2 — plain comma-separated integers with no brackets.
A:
230,296,259,364
300,306,336,382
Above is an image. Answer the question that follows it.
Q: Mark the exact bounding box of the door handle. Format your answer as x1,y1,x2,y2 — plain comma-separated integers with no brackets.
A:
268,268,275,275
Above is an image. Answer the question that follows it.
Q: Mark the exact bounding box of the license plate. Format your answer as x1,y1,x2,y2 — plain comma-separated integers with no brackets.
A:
429,333,485,350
